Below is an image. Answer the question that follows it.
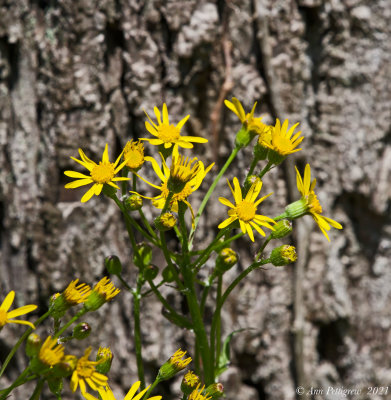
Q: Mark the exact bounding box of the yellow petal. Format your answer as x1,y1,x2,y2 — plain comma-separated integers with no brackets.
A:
65,179,93,189
81,185,96,203
7,304,37,318
1,291,15,312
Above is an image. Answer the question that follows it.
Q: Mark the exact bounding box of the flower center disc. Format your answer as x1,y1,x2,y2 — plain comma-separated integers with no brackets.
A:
157,124,180,142
91,162,115,183
236,201,256,222
0,309,7,327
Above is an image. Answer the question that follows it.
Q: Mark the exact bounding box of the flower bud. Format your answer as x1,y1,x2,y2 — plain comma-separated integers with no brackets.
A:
244,175,261,194
284,198,308,219
235,126,256,148
124,194,143,211
270,220,292,239
270,245,297,266
158,349,192,381
72,322,91,340
84,277,120,311
96,346,113,374
215,248,238,275
26,333,42,358
143,264,159,281
154,213,177,231
181,371,201,395
203,383,224,399
105,255,123,275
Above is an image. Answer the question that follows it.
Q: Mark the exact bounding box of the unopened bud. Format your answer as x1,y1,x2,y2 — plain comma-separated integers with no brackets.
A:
143,264,159,281
155,213,177,231
72,322,91,340
26,333,42,358
96,346,113,374
270,245,297,266
203,383,224,399
215,248,238,275
124,194,143,211
270,220,292,239
181,371,201,395
105,255,123,275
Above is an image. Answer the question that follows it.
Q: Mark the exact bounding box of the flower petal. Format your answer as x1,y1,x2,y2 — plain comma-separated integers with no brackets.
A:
1,291,15,312
232,177,243,204
218,217,236,229
176,114,190,131
124,381,141,400
65,179,93,189
219,197,235,209
64,170,91,179
7,304,37,318
81,185,97,203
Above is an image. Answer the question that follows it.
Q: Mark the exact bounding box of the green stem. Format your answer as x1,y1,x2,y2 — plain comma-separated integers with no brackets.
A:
247,156,259,177
200,277,213,314
0,366,32,399
255,236,272,261
210,259,269,372
54,308,87,339
0,311,50,379
215,276,223,365
133,277,146,390
273,212,288,221
189,147,240,248
141,377,161,400
29,378,45,400
138,208,158,240
147,280,190,329
258,161,273,179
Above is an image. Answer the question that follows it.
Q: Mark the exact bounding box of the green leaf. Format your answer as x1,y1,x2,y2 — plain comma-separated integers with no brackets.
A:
214,328,253,378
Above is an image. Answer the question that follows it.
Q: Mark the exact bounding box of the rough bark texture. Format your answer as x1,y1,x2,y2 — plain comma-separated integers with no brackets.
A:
1,0,390,399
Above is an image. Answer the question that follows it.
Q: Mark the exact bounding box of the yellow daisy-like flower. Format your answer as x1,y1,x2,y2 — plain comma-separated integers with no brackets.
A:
136,149,213,213
63,279,91,306
64,144,130,203
85,277,120,311
123,140,152,171
98,381,162,400
70,347,108,400
294,164,342,241
142,103,208,149
218,177,275,242
170,348,192,369
262,118,304,156
188,384,211,400
0,291,37,331
38,336,65,366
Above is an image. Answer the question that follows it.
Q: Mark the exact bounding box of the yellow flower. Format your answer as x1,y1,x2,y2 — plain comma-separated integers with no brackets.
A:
218,177,275,242
70,347,108,400
294,164,342,241
0,291,37,331
224,97,257,126
136,149,213,213
188,384,211,400
142,103,208,149
64,144,130,203
98,381,162,400
85,277,120,311
158,348,192,380
63,279,91,306
123,140,151,171
38,336,65,366
262,118,304,156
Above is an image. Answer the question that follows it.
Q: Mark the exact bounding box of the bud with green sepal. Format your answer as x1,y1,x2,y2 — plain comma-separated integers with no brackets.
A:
157,348,192,381
162,266,176,283
26,333,42,358
270,245,297,266
48,377,63,396
214,248,238,276
72,322,91,340
143,264,159,281
124,194,143,211
51,355,78,378
154,213,177,231
203,383,224,399
284,198,309,220
95,346,113,374
270,219,292,239
105,255,123,275
181,370,201,395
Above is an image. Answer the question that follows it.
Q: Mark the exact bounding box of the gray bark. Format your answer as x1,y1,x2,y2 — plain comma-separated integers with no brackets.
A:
0,0,390,399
